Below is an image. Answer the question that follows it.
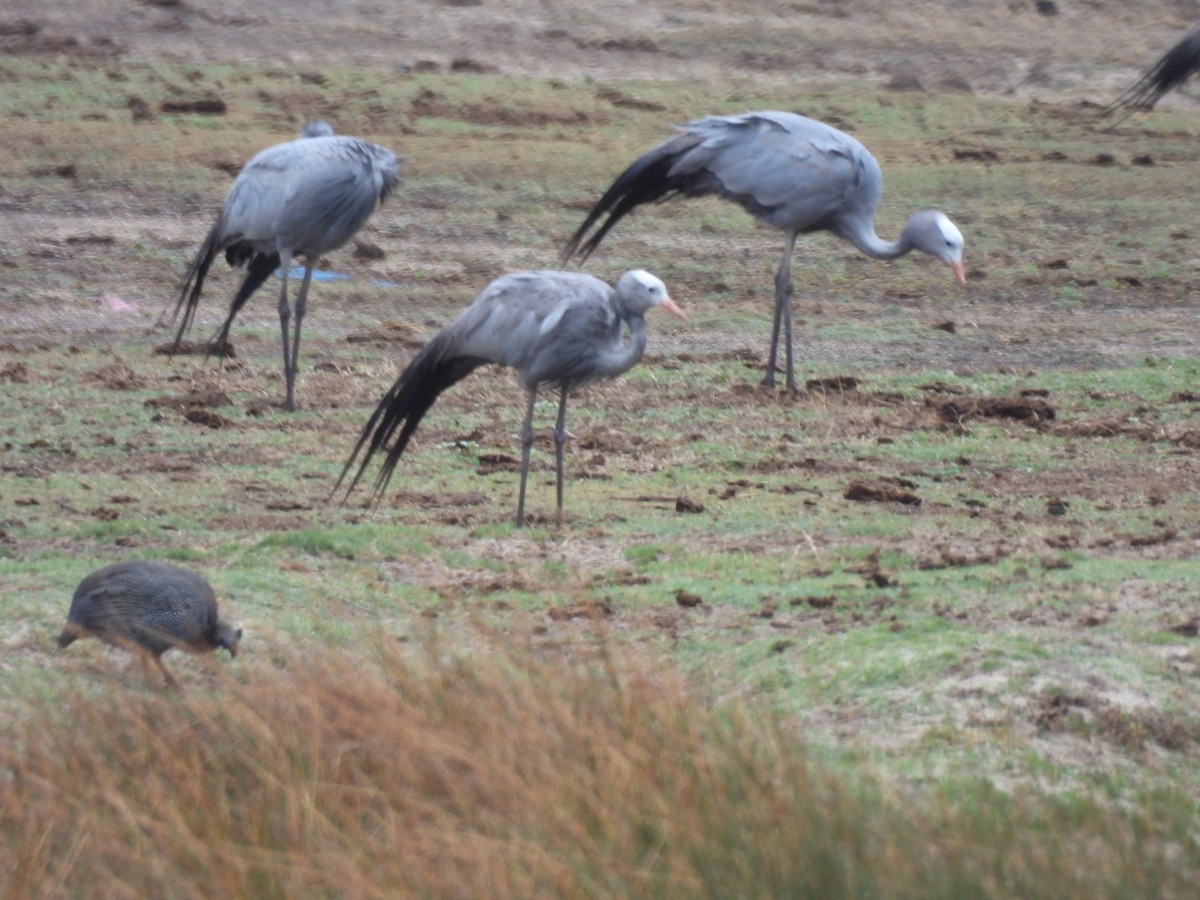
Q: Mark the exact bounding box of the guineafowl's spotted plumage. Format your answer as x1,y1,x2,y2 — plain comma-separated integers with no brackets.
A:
58,560,241,687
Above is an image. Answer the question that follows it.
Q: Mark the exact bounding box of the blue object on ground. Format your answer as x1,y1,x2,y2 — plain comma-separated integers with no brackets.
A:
279,266,351,282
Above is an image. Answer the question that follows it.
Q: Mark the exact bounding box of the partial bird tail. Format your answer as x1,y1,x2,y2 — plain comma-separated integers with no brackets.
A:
170,221,279,356
335,340,484,503
561,133,702,263
170,223,222,348
1105,27,1200,120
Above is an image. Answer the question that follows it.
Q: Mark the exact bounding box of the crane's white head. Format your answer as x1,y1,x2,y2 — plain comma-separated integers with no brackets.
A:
905,210,966,286
616,270,688,321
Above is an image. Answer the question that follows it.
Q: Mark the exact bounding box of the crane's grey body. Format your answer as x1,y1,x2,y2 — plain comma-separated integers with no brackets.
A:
1108,23,1200,115
340,269,685,526
442,271,660,389
564,110,965,391
58,560,241,688
171,122,401,410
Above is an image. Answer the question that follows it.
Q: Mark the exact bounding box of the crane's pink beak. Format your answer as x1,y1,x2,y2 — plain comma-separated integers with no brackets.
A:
659,295,688,322
949,259,966,286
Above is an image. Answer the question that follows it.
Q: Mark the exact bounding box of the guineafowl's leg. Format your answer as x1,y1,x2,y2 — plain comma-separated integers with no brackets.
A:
552,386,570,526
515,388,539,527
765,233,799,392
285,260,316,412
151,653,181,690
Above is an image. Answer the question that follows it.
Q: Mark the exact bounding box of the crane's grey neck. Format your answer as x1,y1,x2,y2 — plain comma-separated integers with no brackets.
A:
837,218,911,261
596,314,648,380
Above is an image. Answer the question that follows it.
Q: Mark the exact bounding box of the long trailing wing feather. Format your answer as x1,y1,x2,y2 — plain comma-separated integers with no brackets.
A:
336,335,483,502
561,134,702,262
1107,25,1200,116
171,219,224,346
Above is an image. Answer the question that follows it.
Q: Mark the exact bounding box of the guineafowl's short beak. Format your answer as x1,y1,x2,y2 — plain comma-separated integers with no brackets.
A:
220,625,243,657
660,295,688,322
949,260,966,286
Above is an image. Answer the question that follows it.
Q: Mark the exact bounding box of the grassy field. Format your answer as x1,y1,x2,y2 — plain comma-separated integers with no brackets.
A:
2,11,1200,894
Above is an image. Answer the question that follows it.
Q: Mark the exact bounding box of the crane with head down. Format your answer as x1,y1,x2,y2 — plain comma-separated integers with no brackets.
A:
170,121,401,411
563,110,966,392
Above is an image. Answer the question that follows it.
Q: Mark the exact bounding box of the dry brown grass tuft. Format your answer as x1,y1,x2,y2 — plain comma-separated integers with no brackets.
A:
1,630,1195,898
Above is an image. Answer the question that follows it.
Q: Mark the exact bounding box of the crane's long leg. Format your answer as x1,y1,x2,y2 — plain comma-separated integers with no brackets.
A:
765,233,799,392
552,386,570,527
286,260,316,412
276,260,294,409
515,387,539,527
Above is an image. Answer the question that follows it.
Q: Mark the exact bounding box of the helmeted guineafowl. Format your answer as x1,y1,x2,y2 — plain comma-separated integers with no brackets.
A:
58,560,241,687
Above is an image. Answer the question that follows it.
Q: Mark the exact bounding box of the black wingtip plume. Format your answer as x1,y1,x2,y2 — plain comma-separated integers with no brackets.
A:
561,134,699,264
171,219,278,358
334,341,483,506
170,224,222,348
1105,26,1200,122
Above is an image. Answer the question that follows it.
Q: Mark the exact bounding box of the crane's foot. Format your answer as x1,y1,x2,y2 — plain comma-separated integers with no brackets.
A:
759,372,801,395
206,339,237,360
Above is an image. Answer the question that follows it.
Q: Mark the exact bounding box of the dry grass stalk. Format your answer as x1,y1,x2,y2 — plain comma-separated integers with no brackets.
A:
0,630,1192,898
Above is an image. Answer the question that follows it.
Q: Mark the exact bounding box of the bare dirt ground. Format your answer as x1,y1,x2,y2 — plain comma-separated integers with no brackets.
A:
4,0,1196,96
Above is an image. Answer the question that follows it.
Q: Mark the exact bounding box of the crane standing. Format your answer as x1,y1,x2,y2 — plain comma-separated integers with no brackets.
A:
563,110,966,392
171,121,401,411
339,269,686,527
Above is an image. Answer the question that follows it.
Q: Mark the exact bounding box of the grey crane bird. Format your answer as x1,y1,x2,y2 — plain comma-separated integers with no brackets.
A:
1107,23,1200,116
339,269,686,527
171,121,401,411
563,110,966,392
58,560,242,689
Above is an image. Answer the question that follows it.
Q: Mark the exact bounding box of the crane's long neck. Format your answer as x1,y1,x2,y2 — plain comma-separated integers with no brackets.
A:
596,315,648,379
838,216,912,261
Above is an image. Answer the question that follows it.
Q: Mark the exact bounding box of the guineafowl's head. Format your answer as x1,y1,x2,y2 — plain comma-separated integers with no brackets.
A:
215,621,242,657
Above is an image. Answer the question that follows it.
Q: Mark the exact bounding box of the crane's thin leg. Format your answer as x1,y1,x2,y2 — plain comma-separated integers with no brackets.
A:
765,233,799,392
515,388,539,527
285,260,316,412
276,260,294,409
552,386,570,527
781,259,796,393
